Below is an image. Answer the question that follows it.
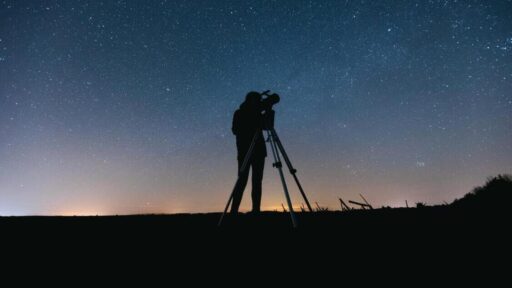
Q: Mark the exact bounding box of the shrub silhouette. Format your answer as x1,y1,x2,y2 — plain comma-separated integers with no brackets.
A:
416,202,426,208
451,174,512,209
315,202,330,212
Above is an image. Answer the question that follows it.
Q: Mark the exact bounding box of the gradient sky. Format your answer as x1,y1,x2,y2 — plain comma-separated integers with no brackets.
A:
1,0,511,215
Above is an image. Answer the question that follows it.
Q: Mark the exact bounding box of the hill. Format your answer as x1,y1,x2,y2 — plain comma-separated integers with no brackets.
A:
451,174,512,209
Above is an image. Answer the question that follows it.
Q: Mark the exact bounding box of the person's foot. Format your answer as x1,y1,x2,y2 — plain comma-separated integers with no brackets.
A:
249,209,261,215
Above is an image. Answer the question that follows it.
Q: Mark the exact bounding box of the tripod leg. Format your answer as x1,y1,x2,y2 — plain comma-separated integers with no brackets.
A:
270,128,314,212
218,130,260,226
266,130,298,228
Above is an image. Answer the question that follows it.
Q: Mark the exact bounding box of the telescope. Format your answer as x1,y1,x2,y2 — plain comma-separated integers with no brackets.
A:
259,90,280,130
260,90,280,110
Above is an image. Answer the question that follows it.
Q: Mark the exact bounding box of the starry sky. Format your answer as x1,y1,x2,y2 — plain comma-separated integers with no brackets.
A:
1,0,511,215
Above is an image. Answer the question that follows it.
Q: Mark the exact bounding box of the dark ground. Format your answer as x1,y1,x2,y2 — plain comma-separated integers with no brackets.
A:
1,206,508,245
1,207,509,281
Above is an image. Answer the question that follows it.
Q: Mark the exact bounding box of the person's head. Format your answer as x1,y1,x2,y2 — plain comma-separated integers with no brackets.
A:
244,91,261,107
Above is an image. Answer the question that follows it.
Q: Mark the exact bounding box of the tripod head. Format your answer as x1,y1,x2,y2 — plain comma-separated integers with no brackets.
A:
262,109,275,130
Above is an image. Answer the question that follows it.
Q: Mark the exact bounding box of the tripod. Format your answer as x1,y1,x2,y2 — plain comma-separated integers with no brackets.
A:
218,114,313,228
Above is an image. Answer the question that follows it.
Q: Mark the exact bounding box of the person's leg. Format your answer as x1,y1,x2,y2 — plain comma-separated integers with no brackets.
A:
251,157,265,213
230,157,250,214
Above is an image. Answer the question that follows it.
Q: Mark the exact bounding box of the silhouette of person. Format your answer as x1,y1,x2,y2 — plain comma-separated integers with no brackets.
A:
230,91,267,214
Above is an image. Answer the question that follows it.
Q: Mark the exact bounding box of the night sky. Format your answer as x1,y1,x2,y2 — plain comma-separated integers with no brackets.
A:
1,0,511,215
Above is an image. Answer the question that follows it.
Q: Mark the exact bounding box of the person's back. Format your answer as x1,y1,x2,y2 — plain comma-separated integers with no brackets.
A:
232,101,266,161
230,92,267,214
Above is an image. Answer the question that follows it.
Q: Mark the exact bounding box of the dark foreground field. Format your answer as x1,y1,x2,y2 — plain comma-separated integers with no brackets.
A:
1,207,509,278
1,206,508,242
